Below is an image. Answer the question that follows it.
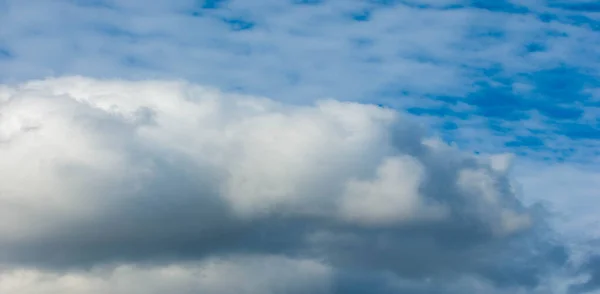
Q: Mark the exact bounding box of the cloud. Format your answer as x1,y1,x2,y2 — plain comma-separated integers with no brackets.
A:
1,0,598,162
569,255,600,294
0,0,598,293
0,76,571,293
512,160,600,293
514,161,600,241
0,255,333,294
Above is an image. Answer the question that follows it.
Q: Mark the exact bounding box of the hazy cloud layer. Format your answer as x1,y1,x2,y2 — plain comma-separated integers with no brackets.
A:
0,77,575,293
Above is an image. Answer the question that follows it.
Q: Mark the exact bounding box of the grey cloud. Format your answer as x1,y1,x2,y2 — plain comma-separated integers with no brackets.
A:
0,255,334,294
0,77,570,293
570,255,600,294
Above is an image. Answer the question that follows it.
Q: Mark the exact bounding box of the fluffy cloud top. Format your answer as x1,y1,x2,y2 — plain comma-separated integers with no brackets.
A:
0,77,571,292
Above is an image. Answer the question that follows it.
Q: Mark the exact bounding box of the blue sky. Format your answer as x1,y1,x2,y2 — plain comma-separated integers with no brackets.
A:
1,0,598,161
0,0,600,293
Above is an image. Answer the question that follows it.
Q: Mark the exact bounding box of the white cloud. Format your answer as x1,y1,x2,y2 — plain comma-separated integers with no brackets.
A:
337,155,442,226
0,76,565,292
0,76,528,229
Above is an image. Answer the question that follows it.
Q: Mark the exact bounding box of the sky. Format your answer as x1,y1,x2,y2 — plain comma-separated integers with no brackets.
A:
0,0,599,293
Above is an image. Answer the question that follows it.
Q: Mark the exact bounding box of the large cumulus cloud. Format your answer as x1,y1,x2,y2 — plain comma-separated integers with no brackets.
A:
0,77,570,292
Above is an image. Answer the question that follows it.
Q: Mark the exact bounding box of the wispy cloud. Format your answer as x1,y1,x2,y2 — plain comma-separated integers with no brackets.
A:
0,0,598,159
